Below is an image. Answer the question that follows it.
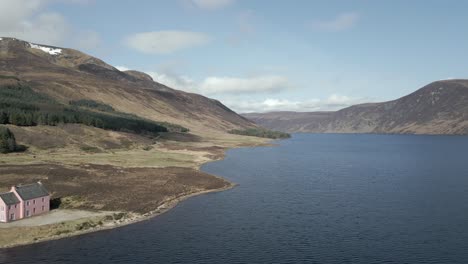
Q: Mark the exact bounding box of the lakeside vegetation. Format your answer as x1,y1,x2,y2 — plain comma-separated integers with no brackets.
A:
0,84,188,134
229,128,291,139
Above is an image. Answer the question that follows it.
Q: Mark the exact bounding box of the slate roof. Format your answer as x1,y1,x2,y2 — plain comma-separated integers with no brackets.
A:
0,192,20,205
15,182,49,201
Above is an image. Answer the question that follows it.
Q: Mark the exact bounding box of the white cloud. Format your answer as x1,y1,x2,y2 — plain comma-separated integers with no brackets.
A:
149,72,290,95
200,75,290,94
117,65,290,95
0,0,100,48
14,12,69,45
114,65,364,112
115,66,130,71
190,0,234,10
0,0,69,45
326,94,356,105
124,31,211,54
438,77,455,81
116,66,198,92
147,71,198,92
0,0,44,30
223,94,367,113
310,12,360,32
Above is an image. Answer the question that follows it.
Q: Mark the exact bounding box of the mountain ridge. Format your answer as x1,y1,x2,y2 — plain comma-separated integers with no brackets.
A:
0,37,256,134
244,79,468,135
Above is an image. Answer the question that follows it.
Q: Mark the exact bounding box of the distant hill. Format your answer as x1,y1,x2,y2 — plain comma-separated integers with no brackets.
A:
244,80,468,135
0,37,256,134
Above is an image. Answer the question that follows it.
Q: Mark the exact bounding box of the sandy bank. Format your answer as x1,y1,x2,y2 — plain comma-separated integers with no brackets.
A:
0,209,112,228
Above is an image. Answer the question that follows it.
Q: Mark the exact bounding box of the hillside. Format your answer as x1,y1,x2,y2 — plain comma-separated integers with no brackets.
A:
0,37,255,134
0,37,272,247
244,80,468,135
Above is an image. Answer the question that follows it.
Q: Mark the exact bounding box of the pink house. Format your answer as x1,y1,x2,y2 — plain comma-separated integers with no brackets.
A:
0,182,50,223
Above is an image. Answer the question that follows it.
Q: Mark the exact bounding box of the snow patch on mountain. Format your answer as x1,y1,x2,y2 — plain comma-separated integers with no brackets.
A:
29,43,62,55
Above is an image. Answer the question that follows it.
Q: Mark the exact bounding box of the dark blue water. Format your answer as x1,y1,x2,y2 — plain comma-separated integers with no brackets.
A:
2,134,468,263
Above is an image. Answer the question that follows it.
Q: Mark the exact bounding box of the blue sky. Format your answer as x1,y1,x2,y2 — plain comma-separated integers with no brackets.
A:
1,0,467,112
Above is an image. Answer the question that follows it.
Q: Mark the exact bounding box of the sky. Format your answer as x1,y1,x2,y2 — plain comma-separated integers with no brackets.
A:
1,0,468,113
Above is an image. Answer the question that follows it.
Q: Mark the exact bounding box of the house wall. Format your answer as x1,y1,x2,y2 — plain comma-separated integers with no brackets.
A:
23,195,50,218
10,188,24,219
0,200,6,223
4,202,21,222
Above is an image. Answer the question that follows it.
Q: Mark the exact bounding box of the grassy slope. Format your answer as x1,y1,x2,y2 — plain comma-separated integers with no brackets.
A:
0,38,268,247
0,38,257,134
0,124,269,247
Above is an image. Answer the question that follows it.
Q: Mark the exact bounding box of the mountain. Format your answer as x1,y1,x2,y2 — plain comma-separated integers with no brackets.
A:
244,80,468,135
0,37,255,134
0,38,270,248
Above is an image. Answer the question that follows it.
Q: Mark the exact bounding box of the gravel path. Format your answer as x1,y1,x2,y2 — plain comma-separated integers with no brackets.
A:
0,209,112,228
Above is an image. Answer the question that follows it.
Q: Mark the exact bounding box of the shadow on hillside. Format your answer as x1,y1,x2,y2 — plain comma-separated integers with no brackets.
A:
0,144,28,154
14,145,28,153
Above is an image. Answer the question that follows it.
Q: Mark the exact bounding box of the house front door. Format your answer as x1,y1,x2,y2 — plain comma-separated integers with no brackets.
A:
0,213,4,222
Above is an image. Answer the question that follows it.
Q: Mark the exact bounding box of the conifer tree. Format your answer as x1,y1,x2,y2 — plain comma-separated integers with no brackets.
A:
0,126,17,153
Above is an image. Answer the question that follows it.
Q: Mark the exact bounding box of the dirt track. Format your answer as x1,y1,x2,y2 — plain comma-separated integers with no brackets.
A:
0,209,112,228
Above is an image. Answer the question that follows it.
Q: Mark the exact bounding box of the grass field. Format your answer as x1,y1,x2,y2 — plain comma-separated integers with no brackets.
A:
0,124,270,248
0,148,199,168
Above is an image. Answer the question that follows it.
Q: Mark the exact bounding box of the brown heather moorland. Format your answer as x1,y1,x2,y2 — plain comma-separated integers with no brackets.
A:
0,38,270,247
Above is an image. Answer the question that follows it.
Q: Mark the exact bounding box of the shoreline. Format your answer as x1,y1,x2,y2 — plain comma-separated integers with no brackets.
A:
0,182,237,249
0,134,274,249
0,141,253,249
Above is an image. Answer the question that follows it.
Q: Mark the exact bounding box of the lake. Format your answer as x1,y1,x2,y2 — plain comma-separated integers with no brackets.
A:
2,134,468,263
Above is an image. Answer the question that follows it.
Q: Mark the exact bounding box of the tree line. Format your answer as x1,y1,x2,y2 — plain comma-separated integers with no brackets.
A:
0,84,188,134
229,128,291,139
